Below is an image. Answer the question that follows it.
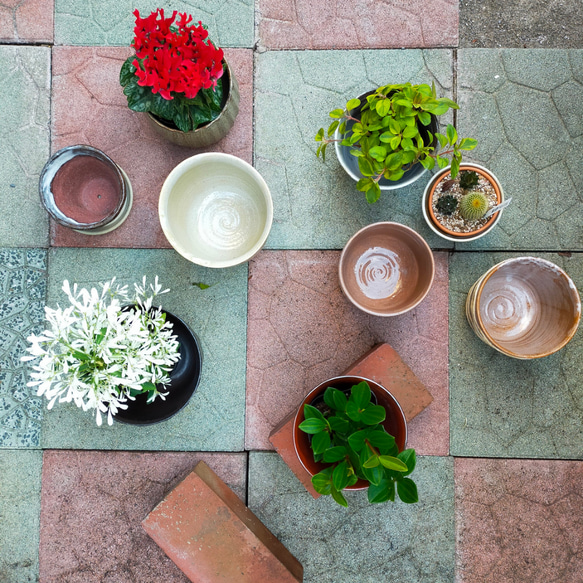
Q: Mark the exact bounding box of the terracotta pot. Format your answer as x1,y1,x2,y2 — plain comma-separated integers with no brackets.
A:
334,89,438,191
146,60,239,148
293,375,407,490
339,222,434,316
39,145,132,235
466,257,581,359
422,163,504,242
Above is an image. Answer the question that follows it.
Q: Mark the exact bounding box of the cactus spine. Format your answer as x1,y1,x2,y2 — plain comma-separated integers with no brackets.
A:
459,191,489,220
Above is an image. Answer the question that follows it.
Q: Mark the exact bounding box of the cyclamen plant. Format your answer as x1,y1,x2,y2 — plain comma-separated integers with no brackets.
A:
299,381,418,507
22,277,180,426
120,8,225,132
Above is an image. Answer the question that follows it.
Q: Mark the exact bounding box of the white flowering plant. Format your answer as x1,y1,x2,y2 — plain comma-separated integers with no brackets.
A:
22,277,181,426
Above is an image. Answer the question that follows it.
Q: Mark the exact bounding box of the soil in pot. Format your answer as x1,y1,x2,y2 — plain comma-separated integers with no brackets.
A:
429,167,501,237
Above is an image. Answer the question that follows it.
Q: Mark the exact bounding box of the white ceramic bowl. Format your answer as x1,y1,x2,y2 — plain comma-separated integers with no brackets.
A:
159,153,273,268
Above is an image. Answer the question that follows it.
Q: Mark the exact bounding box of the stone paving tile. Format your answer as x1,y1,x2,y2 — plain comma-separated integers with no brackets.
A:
450,252,583,459
257,0,458,50
40,450,247,583
0,0,53,42
457,49,583,250
54,0,254,47
0,450,42,583
456,458,583,582
249,452,454,583
246,250,449,456
0,249,47,448
0,45,50,248
460,0,583,48
255,49,456,250
51,46,253,248
41,248,247,451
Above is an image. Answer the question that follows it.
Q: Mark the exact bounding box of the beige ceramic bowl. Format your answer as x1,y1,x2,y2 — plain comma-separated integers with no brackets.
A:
466,257,581,359
339,222,435,316
159,153,273,268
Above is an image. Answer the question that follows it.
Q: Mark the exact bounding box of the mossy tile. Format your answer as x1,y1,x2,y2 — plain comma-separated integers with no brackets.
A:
449,252,583,458
42,248,247,451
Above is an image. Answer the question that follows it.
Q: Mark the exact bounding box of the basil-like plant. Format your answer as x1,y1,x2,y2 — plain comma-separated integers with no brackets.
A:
315,82,478,203
299,380,418,507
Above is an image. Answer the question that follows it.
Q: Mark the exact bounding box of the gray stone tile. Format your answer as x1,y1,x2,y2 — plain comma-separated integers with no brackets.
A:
457,49,583,250
41,248,247,451
0,46,50,248
0,249,47,448
0,450,42,583
255,49,456,250
248,452,454,583
450,252,583,458
54,0,254,47
460,0,583,48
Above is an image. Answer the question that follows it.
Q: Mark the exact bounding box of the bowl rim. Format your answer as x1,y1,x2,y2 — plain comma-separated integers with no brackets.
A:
338,221,435,317
474,256,582,359
159,152,274,268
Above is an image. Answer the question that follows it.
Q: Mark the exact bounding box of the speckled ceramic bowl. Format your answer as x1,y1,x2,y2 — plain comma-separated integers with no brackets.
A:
466,257,581,359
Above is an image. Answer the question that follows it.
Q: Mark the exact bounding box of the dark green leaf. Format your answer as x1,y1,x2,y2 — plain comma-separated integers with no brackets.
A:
368,477,395,503
332,460,350,491
351,381,371,408
331,486,348,507
367,430,395,452
312,431,331,455
328,416,350,433
397,478,419,503
304,403,325,421
298,417,327,434
119,57,137,86
72,350,90,362
323,446,347,463
397,448,416,476
347,430,367,452
345,400,361,421
312,470,333,495
360,404,386,426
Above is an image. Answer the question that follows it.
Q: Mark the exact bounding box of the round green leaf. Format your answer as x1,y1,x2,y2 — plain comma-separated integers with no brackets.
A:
347,430,367,452
346,98,361,111
323,446,347,463
397,477,418,503
367,430,395,452
312,470,332,495
345,400,362,421
360,404,386,426
329,108,345,119
328,416,350,434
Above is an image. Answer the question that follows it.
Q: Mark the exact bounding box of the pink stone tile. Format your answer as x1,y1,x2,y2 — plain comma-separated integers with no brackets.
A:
50,46,253,248
0,0,53,42
39,451,247,583
245,250,449,455
258,0,458,49
455,458,583,583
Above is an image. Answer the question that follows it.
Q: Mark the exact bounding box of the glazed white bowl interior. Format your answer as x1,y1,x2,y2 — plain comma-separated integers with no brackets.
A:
159,153,273,268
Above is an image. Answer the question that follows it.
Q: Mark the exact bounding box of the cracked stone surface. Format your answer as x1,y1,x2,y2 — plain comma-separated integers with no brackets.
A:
257,0,458,49
0,450,42,583
460,0,583,48
456,458,583,582
54,0,254,47
41,248,247,451
246,250,449,456
0,46,49,248
255,49,456,250
457,49,583,250
40,450,247,583
51,46,253,248
450,252,583,458
249,452,454,583
0,249,47,448
0,0,53,42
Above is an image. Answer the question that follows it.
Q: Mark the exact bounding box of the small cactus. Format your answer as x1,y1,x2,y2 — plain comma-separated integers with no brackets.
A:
459,171,479,190
460,190,489,220
436,194,458,216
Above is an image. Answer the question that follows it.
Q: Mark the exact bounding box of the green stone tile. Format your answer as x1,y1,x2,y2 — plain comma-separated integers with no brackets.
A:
255,49,455,250
248,452,454,582
457,49,583,251
0,47,50,248
41,248,247,451
55,0,254,47
0,450,42,583
0,249,47,448
450,252,583,458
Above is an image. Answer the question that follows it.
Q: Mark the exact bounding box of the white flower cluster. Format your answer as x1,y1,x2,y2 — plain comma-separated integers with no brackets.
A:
23,277,181,426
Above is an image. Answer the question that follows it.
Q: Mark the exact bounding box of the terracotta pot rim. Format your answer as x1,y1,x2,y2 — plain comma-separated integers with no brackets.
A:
146,59,236,135
472,256,581,359
292,375,408,490
39,144,127,230
423,163,503,241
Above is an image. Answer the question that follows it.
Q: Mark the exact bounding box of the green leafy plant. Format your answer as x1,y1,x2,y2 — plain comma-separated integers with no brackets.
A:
459,190,489,220
298,381,418,507
459,170,479,190
315,82,477,203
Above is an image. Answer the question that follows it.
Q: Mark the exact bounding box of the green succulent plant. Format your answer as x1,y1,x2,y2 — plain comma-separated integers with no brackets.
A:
298,380,418,507
459,190,489,220
315,82,477,203
459,170,480,190
436,194,458,216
